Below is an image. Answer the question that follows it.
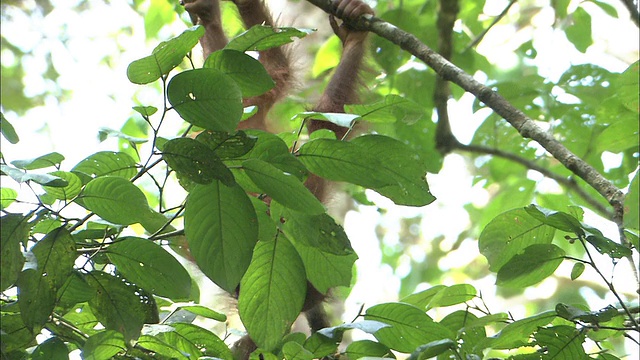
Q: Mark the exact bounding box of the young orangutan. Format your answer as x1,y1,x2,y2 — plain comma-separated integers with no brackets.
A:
181,0,374,355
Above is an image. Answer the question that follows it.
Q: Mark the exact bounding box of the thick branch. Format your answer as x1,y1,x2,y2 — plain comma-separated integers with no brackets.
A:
305,0,626,225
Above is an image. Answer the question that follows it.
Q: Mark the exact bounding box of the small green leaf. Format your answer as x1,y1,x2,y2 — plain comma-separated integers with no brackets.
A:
170,323,233,359
31,337,69,360
476,311,556,350
195,130,257,159
409,339,456,359
346,340,393,360
179,305,227,322
31,227,76,289
525,204,584,235
82,330,127,360
0,187,17,210
1,113,19,144
584,232,632,259
167,68,243,133
184,181,258,292
204,49,275,97
226,25,311,52
11,152,65,170
81,176,150,225
496,244,565,288
132,105,158,117
97,128,148,144
87,271,159,342
72,151,138,182
570,262,585,280
162,137,234,186
1,214,28,291
43,171,83,200
346,95,426,124
127,26,204,84
106,237,191,300
565,7,592,53
17,268,56,332
238,235,307,351
243,159,325,215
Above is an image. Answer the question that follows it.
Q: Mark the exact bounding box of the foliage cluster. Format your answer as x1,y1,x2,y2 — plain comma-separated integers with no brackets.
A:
1,1,638,359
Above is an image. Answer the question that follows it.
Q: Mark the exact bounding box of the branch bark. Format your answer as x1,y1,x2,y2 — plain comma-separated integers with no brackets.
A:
305,0,627,227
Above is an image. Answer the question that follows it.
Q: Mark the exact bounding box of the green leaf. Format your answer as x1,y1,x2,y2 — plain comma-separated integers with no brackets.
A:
565,6,592,53
106,237,191,300
17,268,56,332
596,117,639,153
184,181,258,292
238,235,307,351
350,135,435,206
478,208,556,272
0,313,36,353
346,95,426,124
178,305,227,322
615,61,639,114
346,340,393,360
401,284,476,310
31,227,76,289
57,271,96,308
496,244,565,288
624,171,639,229
365,302,455,353
204,49,275,97
243,159,325,215
87,271,159,342
11,152,64,170
570,262,586,280
72,151,138,182
476,311,556,350
132,105,158,117
409,339,456,359
1,187,17,210
534,326,588,359
584,231,632,259
31,337,68,360
127,26,204,84
167,68,243,132
97,127,148,144
297,138,398,189
82,330,127,360
81,176,150,225
525,204,584,235
43,171,83,200
195,130,257,159
587,0,618,17
1,164,68,187
555,303,619,324
1,214,28,291
282,341,314,360
1,113,19,144
137,334,189,359
400,285,446,309
162,137,234,186
226,25,311,52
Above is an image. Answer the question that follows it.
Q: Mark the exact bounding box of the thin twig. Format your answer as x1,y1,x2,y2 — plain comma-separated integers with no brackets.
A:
465,0,518,51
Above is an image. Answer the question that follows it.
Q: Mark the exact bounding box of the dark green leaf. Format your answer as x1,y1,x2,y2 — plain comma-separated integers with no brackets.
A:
584,232,632,259
365,303,454,353
408,339,456,360
162,137,234,186
555,303,619,324
496,244,565,288
107,237,191,300
238,235,306,351
167,68,243,132
31,227,76,289
127,26,204,84
184,181,258,292
1,113,19,144
81,176,150,225
525,204,584,235
17,268,56,332
82,330,126,360
1,214,28,291
204,49,274,97
11,152,64,170
71,151,138,182
57,271,96,308
479,208,555,272
195,130,257,159
226,25,311,52
1,164,68,187
0,314,36,353
87,271,158,342
31,337,68,360
243,158,325,214
535,325,588,359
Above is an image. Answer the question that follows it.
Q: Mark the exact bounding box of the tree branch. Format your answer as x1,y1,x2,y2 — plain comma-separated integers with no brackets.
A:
619,0,640,27
305,0,626,227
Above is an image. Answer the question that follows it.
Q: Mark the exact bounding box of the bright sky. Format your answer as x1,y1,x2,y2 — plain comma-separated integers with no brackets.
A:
1,0,638,357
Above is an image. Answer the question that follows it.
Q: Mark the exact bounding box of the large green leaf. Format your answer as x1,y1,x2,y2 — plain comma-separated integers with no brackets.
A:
297,138,397,189
478,208,556,272
106,237,191,300
11,152,65,170
365,302,455,353
17,268,56,332
162,137,234,186
72,151,138,182
1,214,28,291
238,235,306,351
225,25,311,52
496,244,566,288
184,181,258,292
243,159,325,215
350,135,435,206
167,68,243,133
81,176,150,225
204,49,274,97
87,271,158,342
127,26,204,84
